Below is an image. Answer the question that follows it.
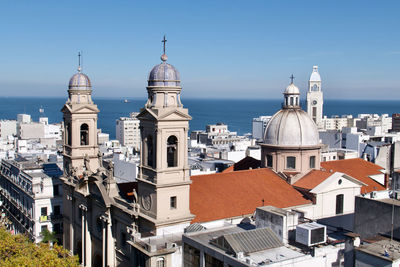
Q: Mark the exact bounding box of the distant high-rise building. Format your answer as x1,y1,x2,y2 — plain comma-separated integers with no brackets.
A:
306,66,323,129
115,112,140,151
392,113,400,132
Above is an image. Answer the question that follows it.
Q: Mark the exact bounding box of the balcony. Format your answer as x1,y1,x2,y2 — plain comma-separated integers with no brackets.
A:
39,215,49,222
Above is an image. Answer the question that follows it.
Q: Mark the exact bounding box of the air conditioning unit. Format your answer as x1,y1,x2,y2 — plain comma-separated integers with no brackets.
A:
296,222,326,246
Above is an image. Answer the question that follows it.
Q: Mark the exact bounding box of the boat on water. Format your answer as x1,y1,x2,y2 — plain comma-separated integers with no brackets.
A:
124,99,129,103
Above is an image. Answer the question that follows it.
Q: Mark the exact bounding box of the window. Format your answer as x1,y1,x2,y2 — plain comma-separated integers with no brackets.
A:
156,257,165,267
80,124,89,145
336,194,344,214
290,97,294,106
54,223,61,234
66,123,71,145
309,156,316,169
167,136,178,167
266,154,273,168
53,185,59,196
146,135,154,168
121,232,127,248
286,156,296,169
170,196,177,209
41,207,47,216
41,225,48,233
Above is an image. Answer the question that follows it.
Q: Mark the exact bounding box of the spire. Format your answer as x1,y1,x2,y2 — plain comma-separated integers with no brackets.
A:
161,35,168,62
77,51,82,73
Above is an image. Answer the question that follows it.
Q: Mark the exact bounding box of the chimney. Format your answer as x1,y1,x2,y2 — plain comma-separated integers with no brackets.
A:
384,173,390,189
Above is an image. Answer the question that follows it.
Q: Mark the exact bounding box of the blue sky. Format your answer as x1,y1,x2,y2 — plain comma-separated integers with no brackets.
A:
0,1,399,99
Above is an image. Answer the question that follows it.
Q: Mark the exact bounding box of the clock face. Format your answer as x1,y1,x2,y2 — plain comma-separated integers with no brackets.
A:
312,100,318,105
141,194,152,211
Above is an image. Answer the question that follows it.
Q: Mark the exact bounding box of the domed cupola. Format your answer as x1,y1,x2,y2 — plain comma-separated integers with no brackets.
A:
145,36,183,109
261,76,321,177
67,53,94,104
148,55,181,87
68,66,92,91
283,75,300,109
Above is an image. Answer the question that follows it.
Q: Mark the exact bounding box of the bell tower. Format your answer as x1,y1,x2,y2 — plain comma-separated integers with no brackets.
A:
62,54,100,177
306,65,323,129
137,37,194,234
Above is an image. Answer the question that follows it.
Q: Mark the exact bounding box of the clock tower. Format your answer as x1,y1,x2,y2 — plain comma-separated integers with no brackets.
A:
306,66,323,129
137,38,194,235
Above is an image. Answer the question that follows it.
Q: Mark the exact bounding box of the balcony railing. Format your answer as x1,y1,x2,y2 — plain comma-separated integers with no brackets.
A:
39,215,49,222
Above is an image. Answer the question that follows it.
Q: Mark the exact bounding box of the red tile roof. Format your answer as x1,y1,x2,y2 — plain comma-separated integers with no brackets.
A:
190,168,311,223
293,170,333,190
321,158,385,194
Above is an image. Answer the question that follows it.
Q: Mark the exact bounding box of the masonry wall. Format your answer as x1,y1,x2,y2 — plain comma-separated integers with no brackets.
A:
354,196,400,240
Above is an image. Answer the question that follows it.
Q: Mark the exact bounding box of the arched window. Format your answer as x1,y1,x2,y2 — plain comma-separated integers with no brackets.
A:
66,123,71,145
156,257,165,267
80,124,89,146
167,136,178,167
146,135,154,167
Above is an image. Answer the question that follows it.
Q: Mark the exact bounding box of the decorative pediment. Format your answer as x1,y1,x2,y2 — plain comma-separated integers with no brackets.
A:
158,109,192,121
311,172,365,194
71,105,100,114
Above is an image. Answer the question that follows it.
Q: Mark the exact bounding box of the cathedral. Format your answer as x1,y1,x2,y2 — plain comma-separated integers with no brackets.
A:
61,43,386,267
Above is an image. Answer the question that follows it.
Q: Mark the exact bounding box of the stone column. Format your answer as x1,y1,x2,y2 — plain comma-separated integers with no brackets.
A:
106,212,114,267
79,204,87,266
100,214,109,267
85,210,92,267
200,250,205,267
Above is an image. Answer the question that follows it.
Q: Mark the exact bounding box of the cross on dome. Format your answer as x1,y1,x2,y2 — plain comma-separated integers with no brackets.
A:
78,51,82,72
161,35,168,62
290,74,295,84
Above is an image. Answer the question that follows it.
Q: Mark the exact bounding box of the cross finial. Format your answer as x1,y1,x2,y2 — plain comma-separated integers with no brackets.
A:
162,35,167,55
78,51,82,72
290,74,295,84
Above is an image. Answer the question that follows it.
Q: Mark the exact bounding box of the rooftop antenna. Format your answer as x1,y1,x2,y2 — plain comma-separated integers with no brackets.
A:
290,74,295,84
161,35,168,62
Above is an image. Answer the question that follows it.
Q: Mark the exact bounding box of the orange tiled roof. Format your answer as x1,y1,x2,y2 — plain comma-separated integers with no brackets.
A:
293,170,333,190
321,158,385,194
222,165,234,173
190,168,311,223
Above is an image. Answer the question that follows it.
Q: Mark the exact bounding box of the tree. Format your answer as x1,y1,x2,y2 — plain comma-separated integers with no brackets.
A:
41,228,58,244
0,227,79,267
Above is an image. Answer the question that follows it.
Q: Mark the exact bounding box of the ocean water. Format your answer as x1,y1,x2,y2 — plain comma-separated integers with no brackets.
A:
0,97,399,139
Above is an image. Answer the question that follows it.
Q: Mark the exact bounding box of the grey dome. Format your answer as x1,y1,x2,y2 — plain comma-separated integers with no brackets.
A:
148,62,180,87
69,70,91,90
264,109,319,147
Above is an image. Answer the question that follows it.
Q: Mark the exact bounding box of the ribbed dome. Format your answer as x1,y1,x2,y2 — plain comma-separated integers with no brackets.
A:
284,83,300,94
264,109,319,147
148,61,180,87
69,70,91,90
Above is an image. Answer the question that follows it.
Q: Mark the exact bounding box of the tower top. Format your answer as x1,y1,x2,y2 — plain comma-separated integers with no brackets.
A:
309,65,321,82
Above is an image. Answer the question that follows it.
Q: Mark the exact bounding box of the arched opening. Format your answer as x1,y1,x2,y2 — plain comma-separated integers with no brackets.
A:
156,257,165,267
66,123,71,145
146,135,154,168
80,124,89,146
167,136,178,167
